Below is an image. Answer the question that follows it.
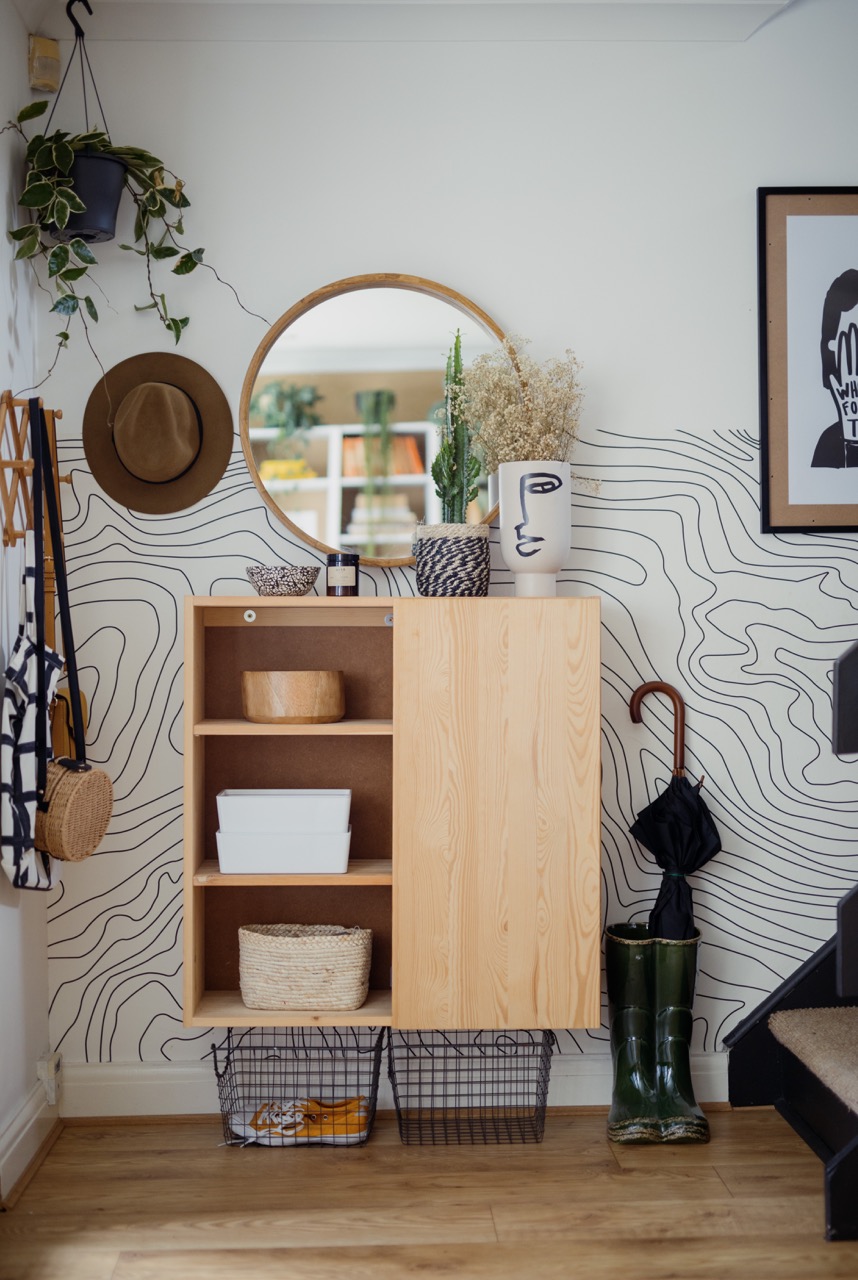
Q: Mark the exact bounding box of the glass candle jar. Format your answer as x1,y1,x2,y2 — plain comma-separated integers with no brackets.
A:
326,552,360,597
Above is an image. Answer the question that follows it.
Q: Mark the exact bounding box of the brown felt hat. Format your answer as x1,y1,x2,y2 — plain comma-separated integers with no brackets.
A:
83,352,233,513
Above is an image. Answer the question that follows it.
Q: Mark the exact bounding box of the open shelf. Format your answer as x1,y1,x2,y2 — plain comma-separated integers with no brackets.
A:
194,719,393,737
184,596,395,1030
193,988,392,1028
193,859,393,887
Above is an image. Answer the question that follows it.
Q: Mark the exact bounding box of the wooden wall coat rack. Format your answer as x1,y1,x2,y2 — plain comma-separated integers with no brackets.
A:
0,390,71,647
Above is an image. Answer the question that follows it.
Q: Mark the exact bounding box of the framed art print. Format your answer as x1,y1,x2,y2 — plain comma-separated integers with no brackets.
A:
759,187,858,532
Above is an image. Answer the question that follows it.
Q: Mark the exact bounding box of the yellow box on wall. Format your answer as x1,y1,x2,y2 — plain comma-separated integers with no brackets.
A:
28,35,60,93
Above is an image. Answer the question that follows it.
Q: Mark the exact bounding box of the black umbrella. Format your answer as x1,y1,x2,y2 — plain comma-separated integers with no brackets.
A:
628,682,721,940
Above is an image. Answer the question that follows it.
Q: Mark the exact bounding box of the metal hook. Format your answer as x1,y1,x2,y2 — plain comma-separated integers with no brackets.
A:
629,680,686,776
66,0,93,39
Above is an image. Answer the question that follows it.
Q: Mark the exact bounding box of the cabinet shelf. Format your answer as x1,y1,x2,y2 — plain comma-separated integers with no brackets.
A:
194,719,393,737
192,988,393,1028
193,859,393,887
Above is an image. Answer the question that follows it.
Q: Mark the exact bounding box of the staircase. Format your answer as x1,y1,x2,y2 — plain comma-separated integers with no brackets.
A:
724,885,858,1240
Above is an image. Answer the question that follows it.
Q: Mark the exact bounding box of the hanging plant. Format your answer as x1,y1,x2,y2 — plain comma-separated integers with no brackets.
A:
250,381,324,445
1,3,265,388
4,99,236,347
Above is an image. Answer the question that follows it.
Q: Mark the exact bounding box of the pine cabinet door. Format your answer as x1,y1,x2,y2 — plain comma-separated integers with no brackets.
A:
392,598,601,1030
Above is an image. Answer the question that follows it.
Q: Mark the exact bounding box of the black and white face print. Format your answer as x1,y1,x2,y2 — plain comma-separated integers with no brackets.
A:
826,301,858,455
514,471,564,558
786,214,858,500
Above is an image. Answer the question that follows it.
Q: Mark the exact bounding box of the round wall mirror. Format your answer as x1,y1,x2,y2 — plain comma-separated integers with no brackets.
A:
239,274,505,567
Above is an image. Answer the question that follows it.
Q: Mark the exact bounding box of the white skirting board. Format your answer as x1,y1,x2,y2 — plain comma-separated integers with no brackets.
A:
548,1048,729,1106
59,1051,730,1119
0,1084,58,1200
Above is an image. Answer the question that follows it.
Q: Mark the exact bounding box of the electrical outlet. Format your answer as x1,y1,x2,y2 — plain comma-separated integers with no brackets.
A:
37,1052,62,1106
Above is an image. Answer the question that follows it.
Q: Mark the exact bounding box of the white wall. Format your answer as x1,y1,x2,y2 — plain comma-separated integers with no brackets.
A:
13,0,858,1109
0,0,54,1194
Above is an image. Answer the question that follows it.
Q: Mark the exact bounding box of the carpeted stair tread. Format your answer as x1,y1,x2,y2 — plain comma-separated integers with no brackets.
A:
769,1006,858,1115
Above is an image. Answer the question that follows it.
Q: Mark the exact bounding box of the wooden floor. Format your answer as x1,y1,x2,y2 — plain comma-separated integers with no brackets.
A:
2,1108,858,1279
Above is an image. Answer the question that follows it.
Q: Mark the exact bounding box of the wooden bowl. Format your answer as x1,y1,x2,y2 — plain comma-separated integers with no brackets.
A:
241,670,345,724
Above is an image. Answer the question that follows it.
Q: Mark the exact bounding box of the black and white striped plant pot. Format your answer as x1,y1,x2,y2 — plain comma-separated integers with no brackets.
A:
413,523,490,597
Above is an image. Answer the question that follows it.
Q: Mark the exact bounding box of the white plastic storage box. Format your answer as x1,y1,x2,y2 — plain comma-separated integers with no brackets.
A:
216,789,351,833
215,827,352,875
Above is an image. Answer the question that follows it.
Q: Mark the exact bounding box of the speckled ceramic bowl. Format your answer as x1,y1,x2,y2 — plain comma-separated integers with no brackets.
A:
245,565,320,597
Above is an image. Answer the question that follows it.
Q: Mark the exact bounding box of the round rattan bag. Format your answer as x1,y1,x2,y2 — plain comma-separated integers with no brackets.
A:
35,759,114,862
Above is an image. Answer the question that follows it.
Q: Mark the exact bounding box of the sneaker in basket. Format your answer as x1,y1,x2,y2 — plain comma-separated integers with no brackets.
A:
230,1096,370,1146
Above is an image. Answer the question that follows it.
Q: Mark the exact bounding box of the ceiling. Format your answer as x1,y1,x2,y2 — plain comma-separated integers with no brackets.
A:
11,0,797,44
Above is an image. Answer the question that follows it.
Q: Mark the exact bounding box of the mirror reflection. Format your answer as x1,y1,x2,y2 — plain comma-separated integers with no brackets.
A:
241,280,503,564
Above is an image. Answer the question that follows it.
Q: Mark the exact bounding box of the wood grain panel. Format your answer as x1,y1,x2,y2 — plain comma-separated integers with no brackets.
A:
194,719,393,735
108,1237,858,1280
392,598,601,1030
193,859,392,886
192,988,392,1027
183,601,207,1023
200,600,393,629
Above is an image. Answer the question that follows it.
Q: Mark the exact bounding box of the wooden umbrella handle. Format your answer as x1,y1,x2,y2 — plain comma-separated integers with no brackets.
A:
629,681,686,776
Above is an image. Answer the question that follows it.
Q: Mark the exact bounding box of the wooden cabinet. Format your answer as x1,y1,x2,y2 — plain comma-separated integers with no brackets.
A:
183,595,601,1031
392,599,601,1030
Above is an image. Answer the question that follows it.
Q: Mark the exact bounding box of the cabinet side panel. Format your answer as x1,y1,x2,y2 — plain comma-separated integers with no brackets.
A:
183,602,206,1025
393,598,601,1031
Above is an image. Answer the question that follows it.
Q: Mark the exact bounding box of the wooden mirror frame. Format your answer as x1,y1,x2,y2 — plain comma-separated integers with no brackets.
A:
239,272,505,567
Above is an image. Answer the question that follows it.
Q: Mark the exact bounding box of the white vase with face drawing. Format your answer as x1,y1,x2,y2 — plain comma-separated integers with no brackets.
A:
498,460,570,597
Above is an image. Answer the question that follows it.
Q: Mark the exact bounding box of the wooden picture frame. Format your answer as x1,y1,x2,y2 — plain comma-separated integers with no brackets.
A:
759,187,858,532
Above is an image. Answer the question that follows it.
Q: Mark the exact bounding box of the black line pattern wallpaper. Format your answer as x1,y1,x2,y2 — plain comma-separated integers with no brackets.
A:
48,423,858,1065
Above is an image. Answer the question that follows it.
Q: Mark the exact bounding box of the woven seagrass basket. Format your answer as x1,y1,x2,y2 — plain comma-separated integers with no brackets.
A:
239,924,372,1010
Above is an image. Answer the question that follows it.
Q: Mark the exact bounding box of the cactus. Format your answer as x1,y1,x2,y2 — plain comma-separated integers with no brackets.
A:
355,389,396,558
432,330,479,523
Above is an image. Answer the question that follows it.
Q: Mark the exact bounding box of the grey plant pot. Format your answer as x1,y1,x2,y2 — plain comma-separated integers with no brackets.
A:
51,151,127,245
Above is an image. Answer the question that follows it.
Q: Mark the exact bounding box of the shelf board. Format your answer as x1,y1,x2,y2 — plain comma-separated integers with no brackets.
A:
262,477,328,492
190,988,392,1027
193,858,392,886
194,719,393,736
340,535,414,547
341,475,427,488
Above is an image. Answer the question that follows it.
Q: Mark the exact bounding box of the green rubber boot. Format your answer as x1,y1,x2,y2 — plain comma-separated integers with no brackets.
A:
605,924,661,1143
653,932,710,1143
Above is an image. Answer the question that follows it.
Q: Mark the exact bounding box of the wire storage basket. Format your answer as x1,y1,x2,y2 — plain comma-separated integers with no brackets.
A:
213,1026,386,1147
387,1029,556,1145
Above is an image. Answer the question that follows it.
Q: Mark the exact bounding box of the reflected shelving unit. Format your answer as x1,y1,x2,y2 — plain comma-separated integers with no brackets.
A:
247,422,442,556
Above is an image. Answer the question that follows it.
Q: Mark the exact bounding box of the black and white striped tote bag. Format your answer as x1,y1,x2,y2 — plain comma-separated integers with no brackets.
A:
0,531,65,889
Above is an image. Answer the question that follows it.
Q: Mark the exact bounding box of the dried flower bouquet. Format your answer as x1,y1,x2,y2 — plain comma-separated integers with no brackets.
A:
461,335,584,474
